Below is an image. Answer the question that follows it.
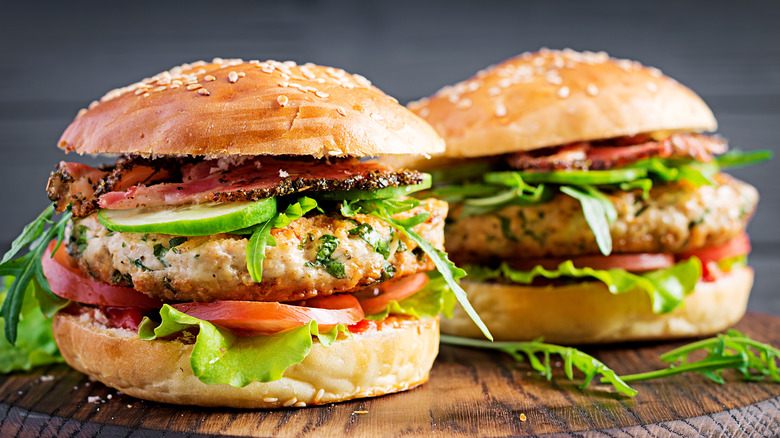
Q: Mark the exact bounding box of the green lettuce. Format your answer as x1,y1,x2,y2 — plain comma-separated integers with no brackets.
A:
466,258,702,314
0,278,63,373
138,304,349,387
364,271,457,321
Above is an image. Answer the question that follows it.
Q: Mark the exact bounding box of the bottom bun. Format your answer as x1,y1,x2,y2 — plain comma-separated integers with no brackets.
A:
441,266,753,344
53,312,439,408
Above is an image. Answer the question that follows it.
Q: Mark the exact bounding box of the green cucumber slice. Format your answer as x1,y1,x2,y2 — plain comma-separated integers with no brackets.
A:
485,169,648,186
316,173,432,201
98,198,277,236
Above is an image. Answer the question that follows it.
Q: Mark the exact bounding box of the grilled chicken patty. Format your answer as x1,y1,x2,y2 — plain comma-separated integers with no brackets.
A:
446,174,757,264
68,199,447,303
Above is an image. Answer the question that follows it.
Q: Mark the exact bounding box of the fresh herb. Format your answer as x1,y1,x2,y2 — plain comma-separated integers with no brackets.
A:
0,205,71,344
715,149,773,169
168,236,187,248
342,199,493,340
348,222,391,259
74,225,89,252
560,185,616,255
304,235,346,279
466,258,701,314
153,244,170,267
131,258,153,272
247,197,319,283
141,233,148,242
440,335,638,396
498,216,520,242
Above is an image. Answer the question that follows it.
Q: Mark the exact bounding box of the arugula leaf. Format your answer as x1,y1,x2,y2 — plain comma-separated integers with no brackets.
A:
139,304,349,386
0,278,63,373
559,185,616,256
715,150,773,169
246,197,318,283
621,329,780,384
440,335,638,396
352,199,493,340
0,206,71,344
364,271,457,321
466,258,702,314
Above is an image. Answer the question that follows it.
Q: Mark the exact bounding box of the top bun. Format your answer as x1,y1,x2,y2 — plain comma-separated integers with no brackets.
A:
408,49,717,158
59,59,444,158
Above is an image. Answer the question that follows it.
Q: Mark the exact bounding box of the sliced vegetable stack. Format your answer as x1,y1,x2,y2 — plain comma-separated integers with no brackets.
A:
405,49,771,343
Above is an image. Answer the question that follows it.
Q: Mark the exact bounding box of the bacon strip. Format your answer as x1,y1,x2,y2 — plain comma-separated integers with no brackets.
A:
507,134,728,171
48,156,423,217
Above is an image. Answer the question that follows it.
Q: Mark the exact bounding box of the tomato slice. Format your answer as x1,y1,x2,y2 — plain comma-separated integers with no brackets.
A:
678,234,751,281
353,273,429,316
509,253,675,273
42,241,163,308
172,294,365,336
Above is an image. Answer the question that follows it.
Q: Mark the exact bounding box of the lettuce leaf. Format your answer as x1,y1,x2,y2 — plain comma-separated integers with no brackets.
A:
138,304,349,387
559,185,616,256
0,278,63,373
465,258,702,314
364,271,457,321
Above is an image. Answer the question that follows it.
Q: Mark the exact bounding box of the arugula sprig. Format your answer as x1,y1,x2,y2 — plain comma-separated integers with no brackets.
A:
0,205,71,344
442,329,780,397
246,197,319,283
441,335,637,396
341,198,493,340
621,329,780,384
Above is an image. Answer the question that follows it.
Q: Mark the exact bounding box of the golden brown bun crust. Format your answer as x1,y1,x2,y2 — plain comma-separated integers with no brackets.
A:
59,59,444,158
409,49,717,158
440,266,752,344
53,313,439,408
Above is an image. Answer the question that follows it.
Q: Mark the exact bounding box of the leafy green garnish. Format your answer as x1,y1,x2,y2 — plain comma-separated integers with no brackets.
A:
621,330,780,384
139,304,349,386
364,271,457,321
715,150,773,169
246,197,319,283
466,258,702,314
342,199,493,340
0,278,63,372
0,205,71,344
440,335,638,396
559,185,616,256
153,244,169,267
304,235,346,279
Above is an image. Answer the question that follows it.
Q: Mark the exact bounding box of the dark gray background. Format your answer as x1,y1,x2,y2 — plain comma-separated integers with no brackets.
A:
0,0,777,314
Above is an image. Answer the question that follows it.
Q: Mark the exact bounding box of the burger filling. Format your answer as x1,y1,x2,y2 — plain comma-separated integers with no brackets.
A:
429,133,769,313
1,154,491,387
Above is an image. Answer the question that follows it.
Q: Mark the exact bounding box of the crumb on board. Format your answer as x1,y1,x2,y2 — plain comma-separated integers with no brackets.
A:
40,375,54,382
352,410,369,415
519,413,527,422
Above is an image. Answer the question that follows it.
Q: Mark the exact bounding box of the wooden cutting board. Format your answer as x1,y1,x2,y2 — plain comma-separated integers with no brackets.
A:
1,312,779,437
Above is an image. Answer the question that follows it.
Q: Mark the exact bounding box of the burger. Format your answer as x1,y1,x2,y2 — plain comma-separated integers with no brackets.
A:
402,49,769,344
1,58,489,407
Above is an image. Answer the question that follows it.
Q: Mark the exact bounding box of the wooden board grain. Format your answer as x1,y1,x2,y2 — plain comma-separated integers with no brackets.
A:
1,312,779,437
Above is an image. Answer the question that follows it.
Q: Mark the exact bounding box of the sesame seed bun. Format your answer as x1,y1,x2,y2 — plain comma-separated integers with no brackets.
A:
52,312,439,408
408,49,716,158
440,266,752,344
59,59,444,158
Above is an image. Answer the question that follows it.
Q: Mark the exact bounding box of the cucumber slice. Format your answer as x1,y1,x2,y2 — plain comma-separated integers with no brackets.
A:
98,198,277,236
316,173,432,201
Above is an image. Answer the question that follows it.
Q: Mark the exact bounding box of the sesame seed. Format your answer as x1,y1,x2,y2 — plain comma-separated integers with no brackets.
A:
336,107,346,116
228,71,239,83
277,95,289,107
586,84,599,96
153,86,166,92
646,82,659,92
142,93,150,98
488,87,501,96
238,71,246,77
88,101,99,109
198,88,210,96
76,108,87,118
187,84,202,91
263,397,278,403
315,91,329,98
456,98,472,109
283,398,297,407
204,75,216,82
294,401,307,408
314,389,325,402
135,89,146,96
495,102,507,117
557,86,570,98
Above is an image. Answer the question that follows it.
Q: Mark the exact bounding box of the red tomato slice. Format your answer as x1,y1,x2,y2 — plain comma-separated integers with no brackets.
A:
42,241,163,308
510,253,675,273
172,294,364,336
678,234,751,282
353,273,429,316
